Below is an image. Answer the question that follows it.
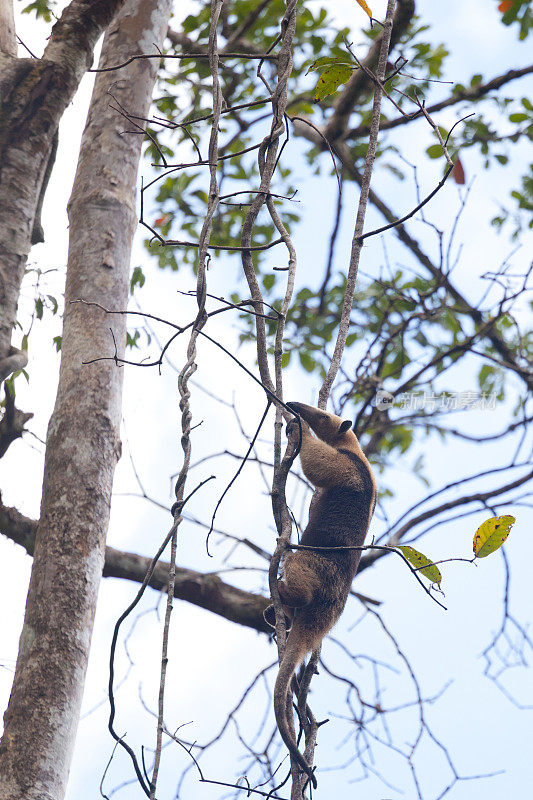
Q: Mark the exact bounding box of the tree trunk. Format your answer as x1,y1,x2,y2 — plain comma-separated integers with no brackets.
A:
0,1,172,797
0,0,126,382
0,0,16,58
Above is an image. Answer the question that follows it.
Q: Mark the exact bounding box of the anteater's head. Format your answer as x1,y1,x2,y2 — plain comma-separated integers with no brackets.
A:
286,401,357,449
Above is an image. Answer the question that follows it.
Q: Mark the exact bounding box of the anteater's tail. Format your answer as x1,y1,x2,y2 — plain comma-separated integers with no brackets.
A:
273,623,318,788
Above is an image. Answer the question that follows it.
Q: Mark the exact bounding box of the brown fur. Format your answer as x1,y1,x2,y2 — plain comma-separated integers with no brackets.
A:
268,402,376,786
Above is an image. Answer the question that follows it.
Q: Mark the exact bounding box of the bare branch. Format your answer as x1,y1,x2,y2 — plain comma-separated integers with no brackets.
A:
318,0,397,408
359,467,533,571
347,63,533,140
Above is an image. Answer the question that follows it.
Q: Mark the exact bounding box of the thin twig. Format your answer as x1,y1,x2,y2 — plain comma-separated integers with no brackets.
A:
89,50,278,73
318,0,397,409
149,2,225,794
206,401,272,554
359,164,454,241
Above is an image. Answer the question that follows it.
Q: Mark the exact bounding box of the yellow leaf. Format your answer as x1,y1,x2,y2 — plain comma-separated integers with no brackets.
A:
397,545,442,586
473,515,515,558
356,0,373,19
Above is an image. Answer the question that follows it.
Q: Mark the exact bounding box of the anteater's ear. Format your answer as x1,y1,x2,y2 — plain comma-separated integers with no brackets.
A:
339,419,352,434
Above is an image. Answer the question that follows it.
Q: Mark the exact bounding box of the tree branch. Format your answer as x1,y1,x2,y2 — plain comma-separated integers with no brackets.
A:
0,499,272,633
318,0,397,407
347,63,533,140
0,382,33,458
322,0,415,144
104,546,271,632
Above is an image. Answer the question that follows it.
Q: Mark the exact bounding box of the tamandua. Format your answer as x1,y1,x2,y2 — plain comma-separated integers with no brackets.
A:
266,401,376,786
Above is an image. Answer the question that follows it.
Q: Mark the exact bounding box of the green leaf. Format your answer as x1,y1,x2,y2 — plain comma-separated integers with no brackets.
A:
35,298,43,320
397,545,442,586
126,330,141,349
263,274,275,291
426,144,443,159
21,0,54,22
53,336,62,352
306,56,352,74
314,64,353,102
130,266,146,293
281,352,291,368
509,112,529,123
299,351,315,372
46,295,59,315
473,515,515,558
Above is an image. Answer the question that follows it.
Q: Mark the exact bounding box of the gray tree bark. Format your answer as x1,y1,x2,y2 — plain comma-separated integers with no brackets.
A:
0,0,16,59
0,0,126,382
0,0,172,797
